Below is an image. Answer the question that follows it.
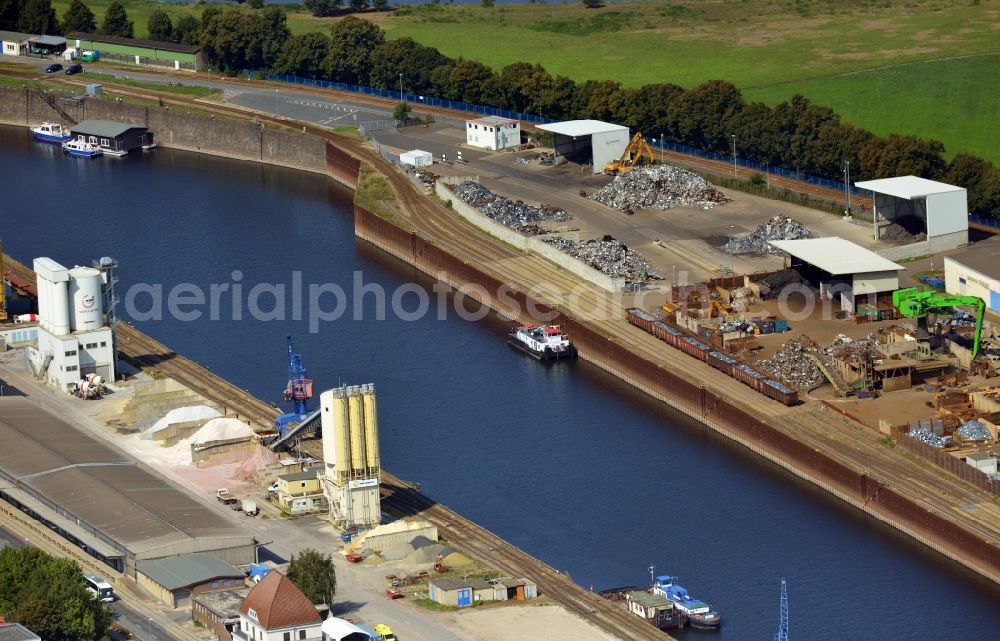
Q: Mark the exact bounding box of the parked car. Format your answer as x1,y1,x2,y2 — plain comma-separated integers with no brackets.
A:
65,64,83,75
384,588,403,600
45,63,62,73
373,624,397,640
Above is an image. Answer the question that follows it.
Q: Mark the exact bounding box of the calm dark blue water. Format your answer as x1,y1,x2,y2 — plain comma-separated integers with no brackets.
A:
2,125,998,640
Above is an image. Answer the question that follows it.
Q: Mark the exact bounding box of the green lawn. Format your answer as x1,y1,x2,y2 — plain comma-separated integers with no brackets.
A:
744,54,1000,164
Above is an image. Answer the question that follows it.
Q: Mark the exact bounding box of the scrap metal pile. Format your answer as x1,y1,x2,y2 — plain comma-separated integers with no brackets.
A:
590,165,729,211
756,269,808,299
452,180,571,234
956,419,992,441
754,339,825,389
724,216,813,255
823,332,882,363
718,319,756,334
543,235,663,282
908,426,952,448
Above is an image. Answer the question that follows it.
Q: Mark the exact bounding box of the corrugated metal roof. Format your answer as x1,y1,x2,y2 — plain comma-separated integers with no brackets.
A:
467,116,518,126
0,31,36,42
431,578,474,591
65,31,200,54
31,35,65,45
137,553,243,591
768,237,904,275
71,120,145,138
854,176,964,199
537,119,627,137
627,590,672,608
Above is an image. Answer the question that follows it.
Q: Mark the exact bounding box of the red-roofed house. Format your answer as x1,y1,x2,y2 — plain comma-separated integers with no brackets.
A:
233,571,323,641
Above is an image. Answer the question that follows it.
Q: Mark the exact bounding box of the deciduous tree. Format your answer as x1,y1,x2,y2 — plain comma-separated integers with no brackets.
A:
369,37,447,93
100,0,133,37
173,14,199,45
303,0,341,17
273,31,330,78
287,549,337,605
325,15,383,84
0,0,23,31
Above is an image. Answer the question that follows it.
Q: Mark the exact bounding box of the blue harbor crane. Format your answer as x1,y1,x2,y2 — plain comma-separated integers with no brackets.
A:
275,336,315,437
774,578,789,641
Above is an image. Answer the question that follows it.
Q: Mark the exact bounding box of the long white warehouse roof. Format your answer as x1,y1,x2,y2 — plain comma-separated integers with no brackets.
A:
854,175,964,199
536,119,627,137
768,237,904,275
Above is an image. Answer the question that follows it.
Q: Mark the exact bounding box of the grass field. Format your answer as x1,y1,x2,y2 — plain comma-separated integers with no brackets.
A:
744,54,1000,164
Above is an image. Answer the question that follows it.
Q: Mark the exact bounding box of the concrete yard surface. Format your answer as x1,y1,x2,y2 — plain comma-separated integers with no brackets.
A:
441,603,621,641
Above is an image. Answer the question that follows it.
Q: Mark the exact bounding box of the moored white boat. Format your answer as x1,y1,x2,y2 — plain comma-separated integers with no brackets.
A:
62,138,103,158
31,122,71,143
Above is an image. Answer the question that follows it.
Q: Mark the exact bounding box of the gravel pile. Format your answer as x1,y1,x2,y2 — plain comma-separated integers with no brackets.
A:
957,419,991,441
755,340,825,389
591,165,729,211
724,216,813,255
908,426,951,448
452,180,571,234
543,235,663,282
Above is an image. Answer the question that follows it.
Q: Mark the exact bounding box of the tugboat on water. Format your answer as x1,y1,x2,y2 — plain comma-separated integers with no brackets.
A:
507,323,577,361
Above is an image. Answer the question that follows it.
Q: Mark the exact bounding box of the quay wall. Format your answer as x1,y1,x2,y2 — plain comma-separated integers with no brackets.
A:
3,82,997,582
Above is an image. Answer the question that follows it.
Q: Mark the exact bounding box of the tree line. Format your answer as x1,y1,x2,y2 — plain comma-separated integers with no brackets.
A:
2,0,997,217
0,0,198,43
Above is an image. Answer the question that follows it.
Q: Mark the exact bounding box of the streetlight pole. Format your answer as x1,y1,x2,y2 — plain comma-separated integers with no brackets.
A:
843,160,852,216
724,224,736,275
765,163,770,189
147,617,152,641
274,89,278,116
731,134,737,178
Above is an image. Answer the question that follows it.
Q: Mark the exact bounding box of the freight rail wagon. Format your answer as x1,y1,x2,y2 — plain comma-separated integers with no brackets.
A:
625,308,798,406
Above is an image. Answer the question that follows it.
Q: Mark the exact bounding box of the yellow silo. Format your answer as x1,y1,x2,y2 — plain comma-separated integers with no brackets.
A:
362,385,380,471
333,388,350,480
348,387,366,473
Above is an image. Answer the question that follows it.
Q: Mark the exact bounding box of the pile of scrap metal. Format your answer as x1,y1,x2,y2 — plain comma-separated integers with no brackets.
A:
755,269,809,299
956,419,992,441
590,165,729,211
452,180,572,234
908,425,952,448
754,338,825,389
543,235,663,282
723,216,813,255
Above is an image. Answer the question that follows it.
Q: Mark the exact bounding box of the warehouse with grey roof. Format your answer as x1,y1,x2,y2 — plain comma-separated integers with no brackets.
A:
0,398,257,577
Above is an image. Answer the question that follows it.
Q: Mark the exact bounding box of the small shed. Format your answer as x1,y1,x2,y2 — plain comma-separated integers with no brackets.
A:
465,116,521,151
768,237,905,313
625,590,676,628
400,149,433,167
136,552,245,608
966,451,998,475
496,577,537,601
429,578,477,607
0,30,34,56
70,120,152,156
855,175,968,250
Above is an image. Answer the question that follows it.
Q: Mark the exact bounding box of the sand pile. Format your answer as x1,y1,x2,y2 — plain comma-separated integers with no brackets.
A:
405,544,455,565
233,446,280,482
443,552,473,567
382,542,416,561
193,417,255,444
147,405,220,437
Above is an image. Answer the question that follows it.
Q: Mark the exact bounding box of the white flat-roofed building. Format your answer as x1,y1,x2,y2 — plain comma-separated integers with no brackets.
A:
855,176,968,254
769,237,905,313
536,119,629,174
465,116,521,151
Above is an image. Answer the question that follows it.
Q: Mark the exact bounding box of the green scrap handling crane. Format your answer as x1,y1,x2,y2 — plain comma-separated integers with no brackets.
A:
891,287,986,359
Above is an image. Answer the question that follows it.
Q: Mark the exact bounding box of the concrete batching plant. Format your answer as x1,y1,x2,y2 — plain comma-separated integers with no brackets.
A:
28,257,117,393
320,384,381,527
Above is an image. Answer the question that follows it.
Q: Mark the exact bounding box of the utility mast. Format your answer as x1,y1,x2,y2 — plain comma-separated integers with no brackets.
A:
774,578,789,641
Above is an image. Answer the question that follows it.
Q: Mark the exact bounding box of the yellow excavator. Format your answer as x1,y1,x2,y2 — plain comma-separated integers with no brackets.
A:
604,132,656,174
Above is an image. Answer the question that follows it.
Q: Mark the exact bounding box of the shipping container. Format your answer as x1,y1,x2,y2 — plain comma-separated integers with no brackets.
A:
774,319,789,333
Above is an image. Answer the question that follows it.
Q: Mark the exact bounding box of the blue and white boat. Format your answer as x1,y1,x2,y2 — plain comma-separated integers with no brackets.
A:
652,575,721,629
31,122,71,143
62,138,103,158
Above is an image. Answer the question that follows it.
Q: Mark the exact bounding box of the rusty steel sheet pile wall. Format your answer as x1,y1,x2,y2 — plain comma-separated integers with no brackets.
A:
896,435,997,495
326,142,361,189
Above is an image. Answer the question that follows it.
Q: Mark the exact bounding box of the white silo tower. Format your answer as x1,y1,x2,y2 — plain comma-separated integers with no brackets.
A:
68,266,105,332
